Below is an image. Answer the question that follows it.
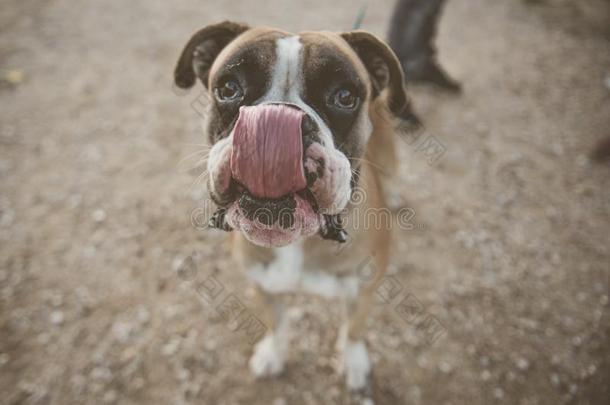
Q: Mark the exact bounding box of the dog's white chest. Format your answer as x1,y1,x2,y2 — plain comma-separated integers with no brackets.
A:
246,244,360,299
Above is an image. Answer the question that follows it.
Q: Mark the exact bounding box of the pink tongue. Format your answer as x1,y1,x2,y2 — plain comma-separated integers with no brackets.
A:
230,105,307,199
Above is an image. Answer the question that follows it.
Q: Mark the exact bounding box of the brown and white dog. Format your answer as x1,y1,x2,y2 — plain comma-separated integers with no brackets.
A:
174,21,418,395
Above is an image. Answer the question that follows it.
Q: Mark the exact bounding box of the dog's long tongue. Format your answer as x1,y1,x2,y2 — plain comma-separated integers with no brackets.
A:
230,105,306,199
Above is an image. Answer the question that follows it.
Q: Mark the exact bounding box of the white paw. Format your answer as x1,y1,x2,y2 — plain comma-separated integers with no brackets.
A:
342,340,371,391
249,335,284,377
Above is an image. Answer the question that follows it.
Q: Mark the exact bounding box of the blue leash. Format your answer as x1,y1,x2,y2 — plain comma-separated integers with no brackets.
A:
352,2,368,29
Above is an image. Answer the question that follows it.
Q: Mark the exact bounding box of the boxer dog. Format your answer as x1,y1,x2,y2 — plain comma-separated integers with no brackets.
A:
174,21,417,395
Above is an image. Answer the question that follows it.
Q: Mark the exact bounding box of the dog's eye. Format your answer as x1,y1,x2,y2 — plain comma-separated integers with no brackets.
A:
331,88,359,110
215,79,243,101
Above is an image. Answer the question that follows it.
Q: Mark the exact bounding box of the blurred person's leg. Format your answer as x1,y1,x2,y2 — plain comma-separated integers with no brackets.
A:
387,0,461,92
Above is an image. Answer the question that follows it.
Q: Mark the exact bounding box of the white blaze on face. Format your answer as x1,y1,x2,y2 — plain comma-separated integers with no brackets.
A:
264,36,302,101
261,36,335,149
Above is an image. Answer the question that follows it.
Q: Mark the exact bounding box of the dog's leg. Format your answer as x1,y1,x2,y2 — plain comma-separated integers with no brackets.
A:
336,291,375,392
249,287,290,377
337,230,388,394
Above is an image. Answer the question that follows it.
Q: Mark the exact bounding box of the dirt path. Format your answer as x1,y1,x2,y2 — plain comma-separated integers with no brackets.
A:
1,0,609,404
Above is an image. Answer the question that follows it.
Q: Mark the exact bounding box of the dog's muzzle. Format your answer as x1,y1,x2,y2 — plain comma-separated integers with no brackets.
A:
208,103,350,247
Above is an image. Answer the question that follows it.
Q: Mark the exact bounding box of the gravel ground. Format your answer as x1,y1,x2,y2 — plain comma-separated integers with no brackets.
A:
1,0,609,404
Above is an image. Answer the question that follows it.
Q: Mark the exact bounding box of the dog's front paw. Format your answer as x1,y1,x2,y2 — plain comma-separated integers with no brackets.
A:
342,340,371,391
249,335,284,377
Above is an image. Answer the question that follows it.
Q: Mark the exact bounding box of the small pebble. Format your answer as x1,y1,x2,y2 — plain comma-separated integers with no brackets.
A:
439,361,452,373
551,354,561,365
575,154,589,167
571,336,582,347
177,368,190,381
4,70,24,84
91,367,112,382
550,373,560,386
92,209,107,222
83,245,97,258
161,337,180,356
50,311,64,325
417,354,429,369
111,321,131,343
136,306,150,324
516,358,530,370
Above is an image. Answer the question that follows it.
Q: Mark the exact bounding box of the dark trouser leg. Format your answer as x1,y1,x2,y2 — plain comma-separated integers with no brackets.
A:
387,0,461,92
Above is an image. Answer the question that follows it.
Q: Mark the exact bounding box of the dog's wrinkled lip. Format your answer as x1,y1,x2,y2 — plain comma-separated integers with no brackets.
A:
209,181,347,248
224,186,323,248
220,179,317,210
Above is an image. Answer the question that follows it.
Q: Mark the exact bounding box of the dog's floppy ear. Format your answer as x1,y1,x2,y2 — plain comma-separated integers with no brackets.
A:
174,21,250,89
340,30,419,126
